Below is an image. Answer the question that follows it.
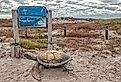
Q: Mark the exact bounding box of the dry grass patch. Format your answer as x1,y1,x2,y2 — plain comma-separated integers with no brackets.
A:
67,32,100,38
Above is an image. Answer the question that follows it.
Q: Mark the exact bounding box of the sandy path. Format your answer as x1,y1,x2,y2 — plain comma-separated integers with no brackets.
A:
0,50,121,82
0,58,37,82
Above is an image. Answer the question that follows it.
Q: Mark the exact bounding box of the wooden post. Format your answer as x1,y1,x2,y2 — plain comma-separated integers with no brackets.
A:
10,39,15,57
12,10,19,43
64,27,66,37
105,26,109,40
25,28,28,38
48,10,53,50
12,10,20,58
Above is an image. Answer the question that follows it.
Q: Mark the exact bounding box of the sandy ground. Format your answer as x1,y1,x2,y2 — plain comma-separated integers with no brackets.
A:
0,21,121,82
0,49,121,82
0,37,121,82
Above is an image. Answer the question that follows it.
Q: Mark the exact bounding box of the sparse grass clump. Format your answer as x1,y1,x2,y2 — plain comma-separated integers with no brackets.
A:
19,38,47,49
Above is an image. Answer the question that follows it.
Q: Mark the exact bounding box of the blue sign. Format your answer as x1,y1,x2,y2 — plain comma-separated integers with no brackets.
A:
17,6,48,28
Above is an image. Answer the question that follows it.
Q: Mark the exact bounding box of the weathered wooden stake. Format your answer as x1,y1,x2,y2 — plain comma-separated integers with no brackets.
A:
64,27,66,37
25,28,28,38
48,10,53,50
105,26,109,40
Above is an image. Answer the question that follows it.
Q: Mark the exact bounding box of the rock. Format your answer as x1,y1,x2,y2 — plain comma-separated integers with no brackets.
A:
4,38,12,42
2,43,10,49
100,54,108,58
116,30,121,35
52,30,61,36
0,43,3,48
0,36,6,39
93,45,102,51
114,47,120,51
102,50,112,54
0,36,6,42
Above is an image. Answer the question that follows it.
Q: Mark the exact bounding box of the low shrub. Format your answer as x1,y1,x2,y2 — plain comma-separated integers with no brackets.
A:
19,38,47,49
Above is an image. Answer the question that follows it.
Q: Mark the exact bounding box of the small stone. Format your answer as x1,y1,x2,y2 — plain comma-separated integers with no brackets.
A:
93,45,102,51
102,50,112,54
114,47,120,51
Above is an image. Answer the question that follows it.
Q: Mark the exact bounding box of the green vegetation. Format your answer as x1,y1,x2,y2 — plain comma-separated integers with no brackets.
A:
19,38,48,49
98,19,121,27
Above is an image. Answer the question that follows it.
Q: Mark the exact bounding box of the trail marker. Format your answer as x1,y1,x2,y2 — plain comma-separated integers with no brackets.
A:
64,27,67,37
11,6,53,58
105,26,109,40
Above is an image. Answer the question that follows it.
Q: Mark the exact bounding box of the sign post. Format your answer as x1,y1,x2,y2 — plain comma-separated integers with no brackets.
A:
11,6,53,57
11,10,20,58
12,10,19,43
48,10,53,50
